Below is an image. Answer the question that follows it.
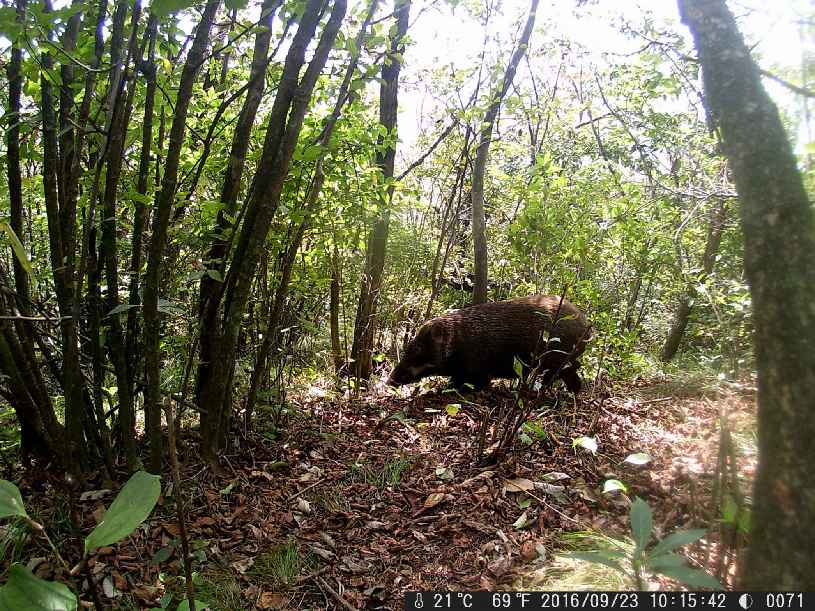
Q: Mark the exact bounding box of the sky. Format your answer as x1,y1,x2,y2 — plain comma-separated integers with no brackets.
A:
397,0,811,152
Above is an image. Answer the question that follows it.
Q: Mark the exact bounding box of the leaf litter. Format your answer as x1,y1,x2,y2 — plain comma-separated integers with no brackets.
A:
5,377,756,608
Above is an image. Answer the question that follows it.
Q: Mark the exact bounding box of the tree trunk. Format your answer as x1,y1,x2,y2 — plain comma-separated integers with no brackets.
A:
196,0,282,445
349,0,411,382
245,0,377,418
471,0,539,304
679,0,815,589
126,13,159,396
330,244,344,374
143,1,221,473
41,0,87,474
660,199,727,362
197,0,346,461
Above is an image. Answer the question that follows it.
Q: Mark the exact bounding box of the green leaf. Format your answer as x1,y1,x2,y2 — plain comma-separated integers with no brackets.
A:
107,303,139,316
0,7,22,40
0,480,28,519
445,403,461,416
0,222,37,287
654,565,722,589
646,553,686,570
513,356,524,378
566,551,624,574
737,509,751,534
602,479,627,494
225,0,248,9
150,545,173,565
205,268,223,282
721,495,737,524
151,0,196,17
85,471,161,554
629,498,653,552
156,298,183,316
513,510,529,529
0,564,77,611
176,599,211,611
649,529,706,558
623,452,652,466
572,436,597,454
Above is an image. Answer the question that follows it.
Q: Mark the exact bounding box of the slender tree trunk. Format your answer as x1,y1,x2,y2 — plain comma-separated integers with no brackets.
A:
197,0,282,443
144,1,221,473
471,0,539,304
679,0,815,589
660,199,728,362
7,0,29,312
4,0,49,418
100,0,145,469
330,244,344,373
126,13,159,394
41,0,87,474
245,0,377,422
197,0,346,461
349,0,411,382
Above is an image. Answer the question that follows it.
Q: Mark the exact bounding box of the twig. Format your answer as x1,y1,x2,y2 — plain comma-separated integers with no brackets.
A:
396,118,459,181
287,477,326,502
315,575,356,611
523,488,581,526
164,400,196,611
296,566,330,584
638,397,673,405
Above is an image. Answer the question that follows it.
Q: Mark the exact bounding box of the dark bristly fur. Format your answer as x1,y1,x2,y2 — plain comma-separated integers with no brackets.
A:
388,295,593,392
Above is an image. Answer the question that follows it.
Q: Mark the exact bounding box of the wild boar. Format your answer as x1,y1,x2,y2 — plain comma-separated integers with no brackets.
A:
388,295,592,392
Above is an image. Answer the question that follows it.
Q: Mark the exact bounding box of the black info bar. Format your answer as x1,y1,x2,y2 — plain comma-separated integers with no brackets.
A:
403,592,810,611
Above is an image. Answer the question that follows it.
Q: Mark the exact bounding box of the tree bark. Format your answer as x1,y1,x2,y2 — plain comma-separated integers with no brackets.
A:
196,0,282,437
471,0,539,304
349,0,411,382
197,0,347,460
330,244,344,374
679,0,815,589
126,13,159,395
143,0,221,473
41,0,87,474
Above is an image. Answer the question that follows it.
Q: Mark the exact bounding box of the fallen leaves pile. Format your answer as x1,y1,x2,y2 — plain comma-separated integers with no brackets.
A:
7,378,756,609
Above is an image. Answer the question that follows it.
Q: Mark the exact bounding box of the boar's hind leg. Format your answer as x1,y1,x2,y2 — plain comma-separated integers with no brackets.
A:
559,362,583,394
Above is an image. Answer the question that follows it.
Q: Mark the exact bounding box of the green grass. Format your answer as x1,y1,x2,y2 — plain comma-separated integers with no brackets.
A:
249,539,303,589
193,564,245,611
383,455,413,486
0,519,31,573
348,455,414,490
310,483,350,513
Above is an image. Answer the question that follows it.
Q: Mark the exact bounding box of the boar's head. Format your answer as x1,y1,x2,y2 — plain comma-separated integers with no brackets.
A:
387,319,449,386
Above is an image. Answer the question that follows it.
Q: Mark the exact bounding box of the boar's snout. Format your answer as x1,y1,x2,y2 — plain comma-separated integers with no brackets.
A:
387,365,410,387
386,371,400,387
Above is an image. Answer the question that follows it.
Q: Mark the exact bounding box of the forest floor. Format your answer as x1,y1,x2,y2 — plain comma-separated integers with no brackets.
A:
2,372,757,610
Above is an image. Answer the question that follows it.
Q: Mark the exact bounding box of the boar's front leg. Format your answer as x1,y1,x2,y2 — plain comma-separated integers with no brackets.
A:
558,361,583,394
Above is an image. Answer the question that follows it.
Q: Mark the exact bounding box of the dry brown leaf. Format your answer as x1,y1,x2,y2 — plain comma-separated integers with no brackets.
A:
258,591,287,609
520,540,539,562
423,492,447,509
503,478,535,493
112,571,127,591
163,523,180,537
